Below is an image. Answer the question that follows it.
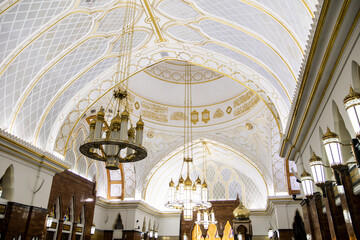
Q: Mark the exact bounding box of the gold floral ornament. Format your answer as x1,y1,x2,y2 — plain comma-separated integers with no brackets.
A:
213,108,224,119
191,110,199,124
202,109,210,124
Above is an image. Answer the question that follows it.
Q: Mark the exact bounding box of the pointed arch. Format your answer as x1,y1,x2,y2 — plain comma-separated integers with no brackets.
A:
351,61,360,91
0,164,14,200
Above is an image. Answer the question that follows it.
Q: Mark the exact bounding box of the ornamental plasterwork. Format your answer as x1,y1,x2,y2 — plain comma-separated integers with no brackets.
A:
50,43,286,155
270,111,288,194
139,104,275,198
143,138,269,210
144,61,222,84
213,108,224,119
0,0,321,153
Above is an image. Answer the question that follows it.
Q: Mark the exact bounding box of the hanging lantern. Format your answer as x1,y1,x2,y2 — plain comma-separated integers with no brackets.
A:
344,87,360,137
309,152,326,186
322,128,343,168
301,171,314,197
165,63,211,220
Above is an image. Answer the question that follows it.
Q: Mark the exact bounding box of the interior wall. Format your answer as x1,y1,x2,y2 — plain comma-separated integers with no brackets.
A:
0,144,60,209
93,200,180,237
295,27,360,174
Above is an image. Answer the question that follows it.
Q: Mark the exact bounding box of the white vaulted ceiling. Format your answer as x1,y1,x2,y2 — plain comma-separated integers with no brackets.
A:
0,0,319,205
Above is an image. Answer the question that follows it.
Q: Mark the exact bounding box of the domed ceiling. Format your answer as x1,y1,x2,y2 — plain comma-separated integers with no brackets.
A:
0,0,319,206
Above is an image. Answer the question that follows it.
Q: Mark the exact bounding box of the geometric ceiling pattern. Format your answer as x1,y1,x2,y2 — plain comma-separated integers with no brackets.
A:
0,0,321,209
0,0,320,146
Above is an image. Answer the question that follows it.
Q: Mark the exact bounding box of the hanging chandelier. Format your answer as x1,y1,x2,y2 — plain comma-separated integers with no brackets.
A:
165,63,211,220
80,0,147,170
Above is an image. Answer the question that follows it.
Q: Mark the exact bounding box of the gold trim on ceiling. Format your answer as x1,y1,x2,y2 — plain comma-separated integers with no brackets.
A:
163,19,298,85
140,0,167,43
0,0,22,15
154,0,304,55
33,28,153,144
61,56,283,155
9,34,117,132
282,0,352,160
280,0,331,155
300,0,315,18
204,40,292,102
62,86,265,156
290,0,356,159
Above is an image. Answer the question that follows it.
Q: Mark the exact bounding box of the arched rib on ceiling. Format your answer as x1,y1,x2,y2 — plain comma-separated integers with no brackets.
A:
143,138,269,210
0,1,144,130
46,45,287,155
155,0,316,82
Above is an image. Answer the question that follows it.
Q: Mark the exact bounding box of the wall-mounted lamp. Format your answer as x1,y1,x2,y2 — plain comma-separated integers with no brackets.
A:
46,213,54,228
322,128,344,168
91,223,96,235
309,152,327,196
301,170,314,197
344,87,360,137
154,230,158,239
344,87,360,167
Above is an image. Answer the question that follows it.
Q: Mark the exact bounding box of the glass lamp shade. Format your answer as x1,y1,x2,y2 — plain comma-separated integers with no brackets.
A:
168,179,175,202
184,202,193,221
322,128,343,167
46,215,53,228
301,171,314,197
149,230,153,238
344,87,360,137
268,228,274,238
309,152,326,185
91,224,96,235
203,211,209,229
154,231,158,239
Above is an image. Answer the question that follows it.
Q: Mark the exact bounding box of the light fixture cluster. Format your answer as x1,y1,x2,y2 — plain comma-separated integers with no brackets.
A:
300,87,360,196
165,156,211,220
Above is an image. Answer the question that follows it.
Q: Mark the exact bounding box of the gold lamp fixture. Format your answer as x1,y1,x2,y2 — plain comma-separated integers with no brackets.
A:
165,63,211,220
80,0,147,169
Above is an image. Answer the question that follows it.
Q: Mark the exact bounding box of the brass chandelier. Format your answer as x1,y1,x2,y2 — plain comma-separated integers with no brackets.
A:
80,0,147,170
165,63,211,220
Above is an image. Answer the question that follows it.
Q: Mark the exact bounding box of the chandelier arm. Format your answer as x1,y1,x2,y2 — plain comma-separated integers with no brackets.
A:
99,145,107,158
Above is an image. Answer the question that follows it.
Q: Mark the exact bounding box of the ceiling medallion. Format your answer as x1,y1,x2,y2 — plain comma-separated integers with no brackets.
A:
79,0,147,170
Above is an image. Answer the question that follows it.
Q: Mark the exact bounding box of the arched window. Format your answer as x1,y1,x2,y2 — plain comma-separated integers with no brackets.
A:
107,166,124,200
